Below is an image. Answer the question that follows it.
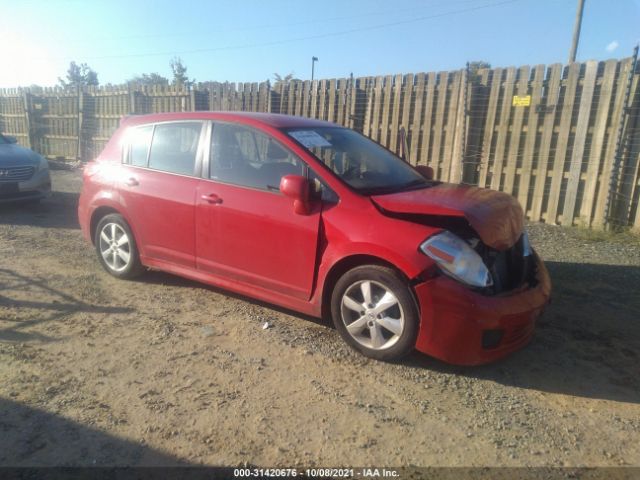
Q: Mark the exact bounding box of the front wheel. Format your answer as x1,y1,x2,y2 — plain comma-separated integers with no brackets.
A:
94,213,144,279
330,265,419,361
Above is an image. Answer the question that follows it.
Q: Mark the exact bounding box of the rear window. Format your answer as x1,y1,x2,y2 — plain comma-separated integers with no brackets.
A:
148,122,202,176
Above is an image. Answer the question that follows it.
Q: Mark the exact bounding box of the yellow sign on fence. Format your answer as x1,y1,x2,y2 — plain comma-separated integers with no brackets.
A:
512,95,531,107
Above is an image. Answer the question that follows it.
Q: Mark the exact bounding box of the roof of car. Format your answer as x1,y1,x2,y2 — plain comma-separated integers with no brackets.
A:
122,111,336,129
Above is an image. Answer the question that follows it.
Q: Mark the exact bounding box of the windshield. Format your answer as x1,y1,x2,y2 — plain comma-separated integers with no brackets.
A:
285,127,429,195
0,135,9,145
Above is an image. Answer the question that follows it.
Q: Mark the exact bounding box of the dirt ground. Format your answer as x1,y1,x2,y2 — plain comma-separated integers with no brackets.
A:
1,169,639,468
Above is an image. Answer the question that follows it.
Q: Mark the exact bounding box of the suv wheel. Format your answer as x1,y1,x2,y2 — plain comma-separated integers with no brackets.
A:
94,213,144,279
330,265,419,361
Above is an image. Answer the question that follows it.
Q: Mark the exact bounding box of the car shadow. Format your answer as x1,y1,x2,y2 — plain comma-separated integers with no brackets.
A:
141,270,331,329
0,190,80,230
0,397,186,466
403,260,640,405
0,268,133,344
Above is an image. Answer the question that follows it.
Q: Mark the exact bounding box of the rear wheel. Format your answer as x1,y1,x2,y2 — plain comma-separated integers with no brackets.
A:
330,265,419,361
94,214,144,279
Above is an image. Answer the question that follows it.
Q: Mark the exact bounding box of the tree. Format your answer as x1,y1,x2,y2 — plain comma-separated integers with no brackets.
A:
58,61,99,89
467,61,491,83
272,73,301,91
127,73,169,85
273,73,294,84
170,57,193,86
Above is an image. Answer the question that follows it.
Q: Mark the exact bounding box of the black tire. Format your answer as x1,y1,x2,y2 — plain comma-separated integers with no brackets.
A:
330,265,419,361
94,213,144,279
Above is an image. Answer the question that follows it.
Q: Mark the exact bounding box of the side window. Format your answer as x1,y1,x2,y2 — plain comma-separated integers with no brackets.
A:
127,125,153,167
210,123,303,191
148,122,202,176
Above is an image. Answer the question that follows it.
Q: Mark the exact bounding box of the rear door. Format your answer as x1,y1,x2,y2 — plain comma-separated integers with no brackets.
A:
118,121,205,268
195,122,320,300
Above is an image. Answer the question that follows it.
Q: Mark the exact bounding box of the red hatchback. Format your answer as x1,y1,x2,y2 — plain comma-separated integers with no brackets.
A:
78,112,551,365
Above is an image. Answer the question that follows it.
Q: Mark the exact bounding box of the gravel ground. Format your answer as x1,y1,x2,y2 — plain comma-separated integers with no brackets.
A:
0,169,639,469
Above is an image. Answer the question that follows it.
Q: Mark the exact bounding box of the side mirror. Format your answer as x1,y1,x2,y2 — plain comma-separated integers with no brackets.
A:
280,175,311,215
415,165,434,180
4,135,18,144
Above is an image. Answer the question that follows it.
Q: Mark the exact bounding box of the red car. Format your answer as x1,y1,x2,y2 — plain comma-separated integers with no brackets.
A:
78,112,551,365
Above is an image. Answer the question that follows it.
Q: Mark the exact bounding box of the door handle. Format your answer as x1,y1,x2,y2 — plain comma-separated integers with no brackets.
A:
125,177,139,187
201,193,223,204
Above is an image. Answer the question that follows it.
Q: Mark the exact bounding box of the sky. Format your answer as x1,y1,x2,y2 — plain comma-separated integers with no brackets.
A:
0,0,639,88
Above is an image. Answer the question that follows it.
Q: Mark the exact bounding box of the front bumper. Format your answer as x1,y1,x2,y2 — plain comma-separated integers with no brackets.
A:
0,169,52,203
413,254,551,365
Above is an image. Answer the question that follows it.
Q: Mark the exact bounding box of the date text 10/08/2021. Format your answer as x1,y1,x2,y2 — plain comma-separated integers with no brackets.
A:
233,468,400,478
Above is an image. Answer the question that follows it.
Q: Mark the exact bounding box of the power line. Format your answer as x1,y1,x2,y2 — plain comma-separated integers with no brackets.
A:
38,0,522,61
75,0,494,43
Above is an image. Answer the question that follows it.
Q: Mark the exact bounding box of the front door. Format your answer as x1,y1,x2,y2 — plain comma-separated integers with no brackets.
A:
195,122,320,300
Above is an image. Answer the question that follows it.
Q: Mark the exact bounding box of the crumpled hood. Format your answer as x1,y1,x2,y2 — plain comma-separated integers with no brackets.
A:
0,144,41,167
371,183,524,251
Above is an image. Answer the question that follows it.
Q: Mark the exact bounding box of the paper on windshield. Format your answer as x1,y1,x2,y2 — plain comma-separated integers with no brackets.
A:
289,130,332,148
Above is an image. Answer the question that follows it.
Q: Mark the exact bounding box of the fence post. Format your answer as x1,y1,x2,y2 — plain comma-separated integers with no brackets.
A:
128,84,136,114
76,86,84,161
605,46,639,227
190,84,196,111
449,68,468,184
22,90,33,149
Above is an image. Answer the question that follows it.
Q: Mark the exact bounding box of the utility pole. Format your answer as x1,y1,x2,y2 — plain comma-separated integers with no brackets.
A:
311,56,318,82
568,0,585,63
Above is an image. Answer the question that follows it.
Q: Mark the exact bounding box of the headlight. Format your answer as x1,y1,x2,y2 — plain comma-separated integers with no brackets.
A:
420,231,493,288
36,156,49,172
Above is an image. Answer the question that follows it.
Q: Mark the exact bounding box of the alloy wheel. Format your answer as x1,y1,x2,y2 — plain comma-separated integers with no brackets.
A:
99,222,132,272
340,280,405,350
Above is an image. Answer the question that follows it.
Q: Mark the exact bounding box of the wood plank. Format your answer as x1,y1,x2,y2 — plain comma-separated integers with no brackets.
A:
449,69,468,183
401,74,414,158
614,68,640,226
77,87,84,160
478,68,503,188
310,80,318,118
389,74,403,153
362,78,374,137
561,60,597,225
22,91,32,149
379,75,393,147
348,75,357,130
328,79,337,122
503,66,531,195
370,76,383,142
409,73,425,164
546,62,581,224
418,72,437,166
429,71,449,174
440,71,460,181
592,58,635,227
318,80,327,121
517,65,545,211
337,78,347,126
489,67,517,191
302,81,310,117
530,64,563,221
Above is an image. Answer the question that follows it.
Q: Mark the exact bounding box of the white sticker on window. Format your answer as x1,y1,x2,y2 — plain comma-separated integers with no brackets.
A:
289,130,332,148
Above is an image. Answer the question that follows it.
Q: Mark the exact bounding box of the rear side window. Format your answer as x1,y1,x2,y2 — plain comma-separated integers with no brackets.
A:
127,125,153,167
210,123,303,191
148,122,203,176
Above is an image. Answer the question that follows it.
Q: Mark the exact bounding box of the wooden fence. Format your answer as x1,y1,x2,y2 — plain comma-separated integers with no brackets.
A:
1,57,639,230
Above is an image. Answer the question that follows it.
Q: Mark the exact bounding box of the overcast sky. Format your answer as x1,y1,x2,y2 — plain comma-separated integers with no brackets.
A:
1,0,639,87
